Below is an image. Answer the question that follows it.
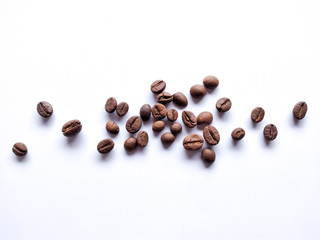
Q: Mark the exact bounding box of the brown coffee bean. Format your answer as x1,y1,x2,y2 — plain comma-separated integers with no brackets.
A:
106,121,119,134
137,131,149,147
231,128,245,140
157,92,173,105
203,75,219,89
293,101,308,120
140,104,152,121
183,134,204,151
12,142,28,156
97,139,114,154
216,97,232,112
62,120,82,137
201,148,216,164
190,84,206,98
124,137,137,151
173,92,188,107
170,122,182,135
203,125,220,145
264,124,278,141
116,102,129,117
251,107,265,123
152,120,165,132
151,80,166,94
126,116,142,133
182,110,197,128
37,101,53,118
161,132,176,144
152,103,167,120
105,97,117,113
167,109,178,122
197,111,213,125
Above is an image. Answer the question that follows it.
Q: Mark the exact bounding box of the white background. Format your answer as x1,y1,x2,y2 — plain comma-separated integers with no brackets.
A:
1,0,320,239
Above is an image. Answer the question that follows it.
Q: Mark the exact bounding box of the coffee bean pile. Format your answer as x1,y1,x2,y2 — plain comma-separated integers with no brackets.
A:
12,76,308,166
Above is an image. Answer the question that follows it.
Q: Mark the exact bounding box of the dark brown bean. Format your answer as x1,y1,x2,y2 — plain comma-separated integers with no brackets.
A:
231,128,245,140
216,97,232,112
173,92,188,107
251,107,265,123
126,116,142,133
37,101,53,118
140,104,152,121
116,102,129,117
170,122,182,135
137,131,149,147
203,75,219,89
124,137,137,151
293,101,308,120
190,84,206,98
201,148,216,164
151,80,166,94
12,142,28,156
152,120,165,132
151,103,167,120
157,92,173,105
62,120,82,137
183,134,204,151
105,97,117,113
197,111,213,125
97,139,114,154
203,125,220,145
161,132,176,144
167,109,178,122
263,124,278,141
182,110,197,128
106,121,119,134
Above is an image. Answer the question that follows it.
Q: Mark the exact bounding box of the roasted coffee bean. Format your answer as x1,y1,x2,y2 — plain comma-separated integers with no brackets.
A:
151,80,166,94
203,125,220,145
12,142,28,156
216,97,232,112
197,111,213,125
62,119,82,137
183,134,204,151
161,132,176,144
251,107,265,123
190,84,206,98
140,104,152,121
231,128,245,140
264,124,278,141
173,92,188,107
152,120,165,132
116,102,129,117
105,97,117,113
124,137,137,151
126,116,142,133
170,122,182,135
137,131,149,147
37,101,53,118
182,110,197,128
152,103,167,120
97,139,114,154
167,109,178,122
201,148,216,164
293,101,308,120
203,75,219,89
157,92,173,105
106,121,119,134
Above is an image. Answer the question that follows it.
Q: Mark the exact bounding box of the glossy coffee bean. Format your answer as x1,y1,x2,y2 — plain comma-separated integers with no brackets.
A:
203,125,220,145
161,132,176,144
167,109,178,122
37,101,53,118
105,97,117,113
62,120,82,137
216,97,232,112
182,110,197,128
97,139,114,154
173,92,188,107
203,75,219,89
264,124,278,141
116,102,129,117
251,107,265,123
12,142,28,156
126,116,142,133
197,111,213,125
106,121,119,134
152,120,165,132
152,103,167,120
231,128,245,140
183,134,204,151
201,148,216,164
293,101,308,120
190,84,206,98
140,104,152,121
157,92,173,105
124,137,137,151
137,131,149,147
151,80,166,94
170,122,182,135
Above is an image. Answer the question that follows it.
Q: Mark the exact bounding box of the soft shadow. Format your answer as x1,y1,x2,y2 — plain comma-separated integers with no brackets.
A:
184,150,199,160
37,114,54,126
196,124,206,131
202,159,215,169
231,139,243,149
263,136,276,148
190,96,205,104
15,155,29,162
98,151,114,161
125,148,138,156
216,111,229,119
172,102,188,110
106,112,126,123
66,134,83,147
251,120,259,129
291,114,305,127
161,142,174,149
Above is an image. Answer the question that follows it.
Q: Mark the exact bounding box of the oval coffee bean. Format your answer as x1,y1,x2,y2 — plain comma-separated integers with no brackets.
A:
105,97,117,113
137,131,149,147
197,111,213,125
151,103,167,120
231,128,245,140
126,116,142,133
190,84,206,98
151,80,166,94
124,137,137,151
203,75,219,89
97,139,114,154
173,92,188,107
216,97,232,112
157,92,173,105
203,125,220,145
161,132,176,144
106,121,119,134
140,104,152,121
167,109,178,122
170,122,182,135
37,101,53,118
201,148,216,164
251,107,265,123
116,102,129,117
12,142,28,156
152,120,165,132
62,119,82,137
293,101,308,120
183,134,204,151
264,124,278,141
182,110,197,128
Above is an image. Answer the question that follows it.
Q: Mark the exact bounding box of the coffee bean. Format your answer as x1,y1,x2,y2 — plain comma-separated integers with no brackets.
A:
203,125,220,145
157,92,173,105
106,121,119,134
161,132,176,144
124,137,137,151
37,101,53,118
173,92,188,107
251,107,265,123
201,148,216,164
152,103,167,120
167,109,178,122
170,122,182,135
182,110,197,128
126,116,142,133
137,131,149,147
12,142,28,156
152,120,165,132
140,104,152,121
190,84,206,98
216,97,232,112
97,139,114,154
231,128,245,140
203,75,219,89
183,134,204,151
62,119,82,137
293,101,308,120
116,102,129,117
105,97,117,113
197,111,213,125
151,80,166,94
264,124,278,141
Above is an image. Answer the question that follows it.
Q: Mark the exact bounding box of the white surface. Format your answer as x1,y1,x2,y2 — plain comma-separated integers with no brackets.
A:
1,0,320,239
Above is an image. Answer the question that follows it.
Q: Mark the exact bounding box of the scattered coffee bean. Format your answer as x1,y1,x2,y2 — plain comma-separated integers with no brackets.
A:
216,97,232,112
197,111,213,125
124,137,138,151
152,103,167,120
201,148,216,164
152,120,165,132
182,110,197,128
170,122,182,135
62,119,82,137
203,75,219,89
137,131,149,147
231,128,245,140
190,84,207,98
203,125,220,145
140,104,152,121
126,116,142,133
151,80,166,94
173,92,188,107
293,101,308,120
157,92,173,105
183,134,204,151
37,101,53,118
161,132,176,144
116,102,129,117
106,121,119,134
251,107,265,123
167,109,178,122
97,139,114,154
12,142,28,156
264,124,278,141
105,97,117,113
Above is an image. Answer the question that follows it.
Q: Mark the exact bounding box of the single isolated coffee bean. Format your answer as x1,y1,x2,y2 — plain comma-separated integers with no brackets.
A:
190,84,207,98
152,120,165,132
137,131,149,147
201,148,216,164
183,134,204,151
106,121,119,134
152,103,167,120
197,111,213,125
170,122,182,135
293,101,308,120
182,110,197,128
157,92,173,105
62,119,82,137
37,101,53,118
203,125,220,145
203,75,219,89
140,104,152,121
116,102,129,117
216,97,232,112
12,142,28,156
126,116,142,133
264,124,278,141
151,80,166,94
105,97,117,113
251,107,265,123
231,128,245,140
173,92,188,108
124,137,137,151
97,139,114,154
161,132,176,144
167,109,178,122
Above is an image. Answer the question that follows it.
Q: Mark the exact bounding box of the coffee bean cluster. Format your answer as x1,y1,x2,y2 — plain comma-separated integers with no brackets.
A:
12,77,308,167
